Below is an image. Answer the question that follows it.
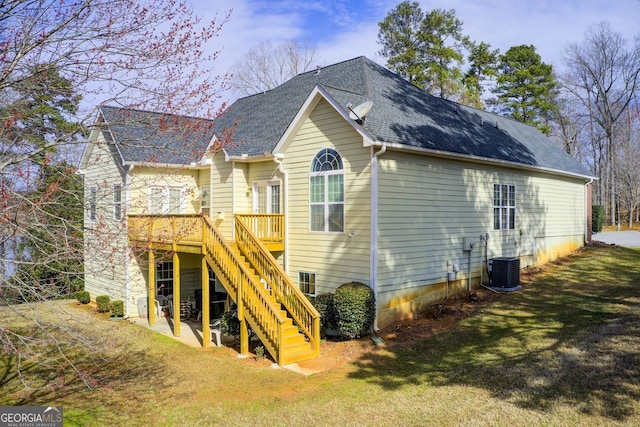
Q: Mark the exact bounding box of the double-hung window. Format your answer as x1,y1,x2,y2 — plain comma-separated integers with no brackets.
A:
156,261,173,296
299,271,316,295
89,187,97,221
493,184,515,230
149,186,183,214
113,184,122,220
310,148,344,232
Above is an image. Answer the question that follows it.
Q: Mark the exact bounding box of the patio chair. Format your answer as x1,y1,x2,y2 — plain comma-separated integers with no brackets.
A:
210,319,222,347
155,295,170,317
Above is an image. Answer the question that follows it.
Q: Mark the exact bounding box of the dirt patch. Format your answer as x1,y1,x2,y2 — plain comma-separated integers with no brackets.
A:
296,288,504,373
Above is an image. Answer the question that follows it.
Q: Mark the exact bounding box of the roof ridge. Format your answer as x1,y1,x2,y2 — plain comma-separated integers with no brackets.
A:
100,105,213,123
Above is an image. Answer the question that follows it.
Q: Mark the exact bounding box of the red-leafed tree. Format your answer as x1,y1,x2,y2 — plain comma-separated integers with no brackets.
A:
0,0,230,391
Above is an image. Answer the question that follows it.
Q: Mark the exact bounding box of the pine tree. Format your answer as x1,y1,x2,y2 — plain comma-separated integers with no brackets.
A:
493,45,557,134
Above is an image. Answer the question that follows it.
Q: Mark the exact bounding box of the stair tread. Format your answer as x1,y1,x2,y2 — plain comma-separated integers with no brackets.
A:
208,236,318,364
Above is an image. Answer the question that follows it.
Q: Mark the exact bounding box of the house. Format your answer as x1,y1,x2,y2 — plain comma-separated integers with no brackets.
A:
79,56,594,364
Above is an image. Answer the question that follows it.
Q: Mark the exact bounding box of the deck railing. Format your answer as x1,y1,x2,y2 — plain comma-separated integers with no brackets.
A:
127,214,299,365
235,213,284,246
201,216,287,363
128,214,202,244
234,215,320,356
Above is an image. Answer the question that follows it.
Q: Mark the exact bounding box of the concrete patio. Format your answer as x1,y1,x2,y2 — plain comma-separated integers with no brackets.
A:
128,315,231,348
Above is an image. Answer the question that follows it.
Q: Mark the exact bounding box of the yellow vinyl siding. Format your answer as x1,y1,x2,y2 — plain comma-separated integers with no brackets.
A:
83,133,128,304
211,152,234,238
283,99,371,293
128,167,199,215
376,150,586,325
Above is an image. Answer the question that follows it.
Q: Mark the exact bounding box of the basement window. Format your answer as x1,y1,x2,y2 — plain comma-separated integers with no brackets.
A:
156,261,173,297
298,271,316,296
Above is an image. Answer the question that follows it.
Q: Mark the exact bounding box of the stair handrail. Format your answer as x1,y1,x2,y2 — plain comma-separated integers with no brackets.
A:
200,216,289,364
234,214,320,354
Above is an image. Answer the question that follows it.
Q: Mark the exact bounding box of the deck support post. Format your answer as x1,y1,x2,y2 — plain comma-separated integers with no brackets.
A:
173,249,181,337
202,256,210,348
148,250,156,326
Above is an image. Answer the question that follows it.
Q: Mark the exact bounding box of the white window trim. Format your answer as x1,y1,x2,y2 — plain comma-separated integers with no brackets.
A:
494,183,516,230
309,148,345,233
199,184,210,212
89,187,97,221
252,180,281,214
148,186,185,214
113,184,122,220
298,271,316,296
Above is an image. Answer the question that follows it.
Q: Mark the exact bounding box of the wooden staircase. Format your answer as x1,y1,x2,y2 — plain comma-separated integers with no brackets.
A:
228,243,318,364
128,213,321,365
201,215,320,365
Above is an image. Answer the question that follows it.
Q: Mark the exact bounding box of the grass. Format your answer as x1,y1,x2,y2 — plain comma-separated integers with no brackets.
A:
2,244,640,426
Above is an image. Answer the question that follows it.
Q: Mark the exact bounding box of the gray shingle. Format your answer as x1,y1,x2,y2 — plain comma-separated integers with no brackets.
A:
217,56,592,178
100,106,215,165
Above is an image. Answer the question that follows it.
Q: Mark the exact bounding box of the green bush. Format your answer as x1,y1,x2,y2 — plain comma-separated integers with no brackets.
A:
110,300,124,317
592,204,604,233
333,282,375,339
75,291,90,304
96,295,111,313
312,293,337,337
221,309,240,337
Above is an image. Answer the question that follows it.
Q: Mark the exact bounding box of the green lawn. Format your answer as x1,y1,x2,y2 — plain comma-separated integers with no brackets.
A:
2,244,640,426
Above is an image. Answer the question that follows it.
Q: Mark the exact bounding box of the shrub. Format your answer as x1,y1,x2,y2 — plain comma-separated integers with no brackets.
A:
110,300,124,317
221,309,241,337
75,291,90,304
333,282,375,339
312,293,337,337
592,204,604,233
254,345,265,360
96,295,111,313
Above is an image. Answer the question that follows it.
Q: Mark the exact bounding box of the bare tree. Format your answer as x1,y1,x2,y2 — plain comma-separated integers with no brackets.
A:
562,22,640,225
231,39,317,96
615,107,640,228
0,0,230,390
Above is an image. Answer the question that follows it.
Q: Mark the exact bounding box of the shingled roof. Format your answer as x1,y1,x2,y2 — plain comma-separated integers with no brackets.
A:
215,56,592,178
95,57,591,178
98,105,216,165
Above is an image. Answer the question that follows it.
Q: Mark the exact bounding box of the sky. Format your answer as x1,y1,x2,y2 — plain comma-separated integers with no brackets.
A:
202,0,640,101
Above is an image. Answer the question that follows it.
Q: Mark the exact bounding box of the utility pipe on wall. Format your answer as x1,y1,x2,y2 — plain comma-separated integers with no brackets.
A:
467,241,474,292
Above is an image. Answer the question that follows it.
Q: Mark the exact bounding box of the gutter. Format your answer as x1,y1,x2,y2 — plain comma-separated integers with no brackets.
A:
122,161,202,170
368,141,596,181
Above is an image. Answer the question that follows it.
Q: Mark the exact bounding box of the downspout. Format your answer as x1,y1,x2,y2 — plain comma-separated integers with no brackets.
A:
231,160,236,241
585,178,594,244
124,164,133,318
273,153,288,272
371,144,387,331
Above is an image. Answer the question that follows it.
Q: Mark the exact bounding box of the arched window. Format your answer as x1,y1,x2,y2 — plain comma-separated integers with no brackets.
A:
310,148,344,232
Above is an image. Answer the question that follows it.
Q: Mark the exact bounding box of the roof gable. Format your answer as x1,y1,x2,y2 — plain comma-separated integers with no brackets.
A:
217,56,592,178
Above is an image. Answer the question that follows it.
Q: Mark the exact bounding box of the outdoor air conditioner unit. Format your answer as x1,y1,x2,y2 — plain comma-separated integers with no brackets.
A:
490,257,520,288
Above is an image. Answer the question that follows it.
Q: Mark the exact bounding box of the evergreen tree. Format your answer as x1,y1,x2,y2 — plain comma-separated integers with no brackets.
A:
421,8,471,99
2,66,84,301
463,41,500,108
377,3,472,100
11,163,84,300
493,45,557,134
377,1,428,88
